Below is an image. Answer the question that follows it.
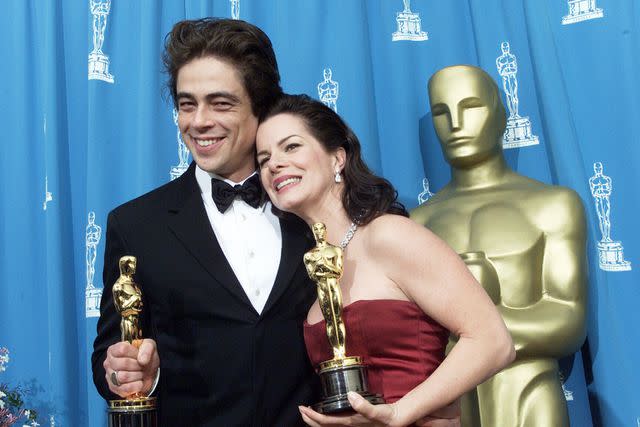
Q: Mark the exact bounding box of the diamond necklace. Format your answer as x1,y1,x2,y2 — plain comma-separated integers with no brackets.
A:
339,222,358,249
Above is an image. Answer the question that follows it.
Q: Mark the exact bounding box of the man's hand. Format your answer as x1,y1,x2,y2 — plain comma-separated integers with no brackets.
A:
104,339,159,398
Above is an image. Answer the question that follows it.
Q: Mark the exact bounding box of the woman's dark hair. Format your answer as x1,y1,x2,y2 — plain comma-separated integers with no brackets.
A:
163,18,282,119
262,94,408,225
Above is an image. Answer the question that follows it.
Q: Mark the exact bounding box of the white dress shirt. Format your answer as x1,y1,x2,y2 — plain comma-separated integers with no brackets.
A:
195,165,282,314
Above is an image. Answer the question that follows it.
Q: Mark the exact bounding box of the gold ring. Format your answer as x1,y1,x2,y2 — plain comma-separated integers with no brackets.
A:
110,371,121,387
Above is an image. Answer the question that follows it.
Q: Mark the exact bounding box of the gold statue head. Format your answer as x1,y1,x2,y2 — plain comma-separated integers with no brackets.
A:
119,256,137,277
428,65,506,168
312,223,327,245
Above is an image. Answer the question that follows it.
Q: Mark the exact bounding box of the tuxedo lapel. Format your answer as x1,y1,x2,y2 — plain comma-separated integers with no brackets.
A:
262,215,313,314
166,164,255,311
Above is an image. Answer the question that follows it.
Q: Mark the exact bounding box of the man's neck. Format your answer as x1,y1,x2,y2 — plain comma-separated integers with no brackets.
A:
198,164,256,185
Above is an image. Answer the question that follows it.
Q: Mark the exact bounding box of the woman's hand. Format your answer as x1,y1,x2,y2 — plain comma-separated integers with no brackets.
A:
414,400,461,427
299,393,461,427
299,392,404,427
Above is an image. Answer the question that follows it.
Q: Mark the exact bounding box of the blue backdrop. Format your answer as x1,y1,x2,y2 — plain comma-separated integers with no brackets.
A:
0,1,637,426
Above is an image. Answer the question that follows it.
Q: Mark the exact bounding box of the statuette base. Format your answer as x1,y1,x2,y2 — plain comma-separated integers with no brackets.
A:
392,12,428,42
108,397,157,427
314,356,385,414
170,164,189,180
503,116,539,149
89,51,114,83
562,9,603,25
597,241,631,271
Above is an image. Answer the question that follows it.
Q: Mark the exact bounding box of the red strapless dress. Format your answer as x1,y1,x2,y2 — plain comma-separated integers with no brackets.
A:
303,299,449,403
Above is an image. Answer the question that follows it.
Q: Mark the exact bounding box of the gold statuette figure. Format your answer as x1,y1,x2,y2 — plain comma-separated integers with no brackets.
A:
412,65,587,427
108,256,157,426
304,223,384,413
304,223,347,361
113,256,144,347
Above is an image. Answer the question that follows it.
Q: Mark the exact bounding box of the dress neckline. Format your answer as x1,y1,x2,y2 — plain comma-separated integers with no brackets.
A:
304,299,417,327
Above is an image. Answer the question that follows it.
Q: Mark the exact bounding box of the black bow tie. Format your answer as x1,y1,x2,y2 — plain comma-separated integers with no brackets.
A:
211,174,262,213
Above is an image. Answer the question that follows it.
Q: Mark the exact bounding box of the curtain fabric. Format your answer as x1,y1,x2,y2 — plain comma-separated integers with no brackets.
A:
0,1,637,425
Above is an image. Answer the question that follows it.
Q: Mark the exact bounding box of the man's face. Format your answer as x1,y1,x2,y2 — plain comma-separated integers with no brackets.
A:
428,66,503,168
176,56,258,182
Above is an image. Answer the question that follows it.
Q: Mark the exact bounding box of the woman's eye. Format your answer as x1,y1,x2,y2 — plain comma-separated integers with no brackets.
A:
258,156,270,167
285,143,300,151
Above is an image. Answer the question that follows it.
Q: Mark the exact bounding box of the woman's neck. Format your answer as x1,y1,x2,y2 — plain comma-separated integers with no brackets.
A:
297,196,353,247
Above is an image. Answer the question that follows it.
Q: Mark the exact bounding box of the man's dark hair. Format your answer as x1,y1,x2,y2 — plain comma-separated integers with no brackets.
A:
163,18,282,119
262,94,408,225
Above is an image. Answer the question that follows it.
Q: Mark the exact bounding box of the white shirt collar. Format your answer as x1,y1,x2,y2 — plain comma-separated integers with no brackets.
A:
195,164,259,192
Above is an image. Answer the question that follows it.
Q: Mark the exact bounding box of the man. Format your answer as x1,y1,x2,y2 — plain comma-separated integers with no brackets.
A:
412,65,587,426
92,18,319,426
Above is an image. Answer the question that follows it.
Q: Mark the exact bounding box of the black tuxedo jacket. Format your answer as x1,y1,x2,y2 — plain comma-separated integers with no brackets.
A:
92,163,320,426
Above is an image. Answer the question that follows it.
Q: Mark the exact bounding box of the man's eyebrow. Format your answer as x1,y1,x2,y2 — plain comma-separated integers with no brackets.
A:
205,91,241,103
176,92,195,100
176,91,242,103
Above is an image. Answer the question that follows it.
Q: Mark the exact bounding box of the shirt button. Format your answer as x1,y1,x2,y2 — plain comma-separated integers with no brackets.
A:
248,251,255,258
240,213,246,221
255,289,261,296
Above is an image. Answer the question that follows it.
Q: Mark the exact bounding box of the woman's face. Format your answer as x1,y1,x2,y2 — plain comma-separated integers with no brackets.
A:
256,113,344,216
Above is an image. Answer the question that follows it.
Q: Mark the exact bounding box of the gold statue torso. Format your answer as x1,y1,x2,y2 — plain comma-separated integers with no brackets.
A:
414,179,583,426
426,183,547,308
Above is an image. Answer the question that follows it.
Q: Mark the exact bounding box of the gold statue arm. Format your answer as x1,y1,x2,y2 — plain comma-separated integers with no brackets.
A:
500,190,587,358
112,283,125,311
311,260,343,278
304,249,344,279
118,290,142,311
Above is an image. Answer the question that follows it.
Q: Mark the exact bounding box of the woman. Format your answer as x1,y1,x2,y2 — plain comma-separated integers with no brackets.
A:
256,94,515,427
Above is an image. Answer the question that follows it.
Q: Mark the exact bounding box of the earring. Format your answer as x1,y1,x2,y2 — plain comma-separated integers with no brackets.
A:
334,170,342,183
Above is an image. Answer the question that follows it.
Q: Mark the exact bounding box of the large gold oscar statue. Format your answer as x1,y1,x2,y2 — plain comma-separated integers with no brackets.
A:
411,65,587,426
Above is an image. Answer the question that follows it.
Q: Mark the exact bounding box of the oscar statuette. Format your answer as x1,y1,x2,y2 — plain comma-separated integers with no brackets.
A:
108,256,157,427
303,223,385,414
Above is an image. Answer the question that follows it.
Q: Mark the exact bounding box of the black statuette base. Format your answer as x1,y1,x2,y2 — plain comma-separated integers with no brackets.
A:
108,397,157,427
313,360,385,414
